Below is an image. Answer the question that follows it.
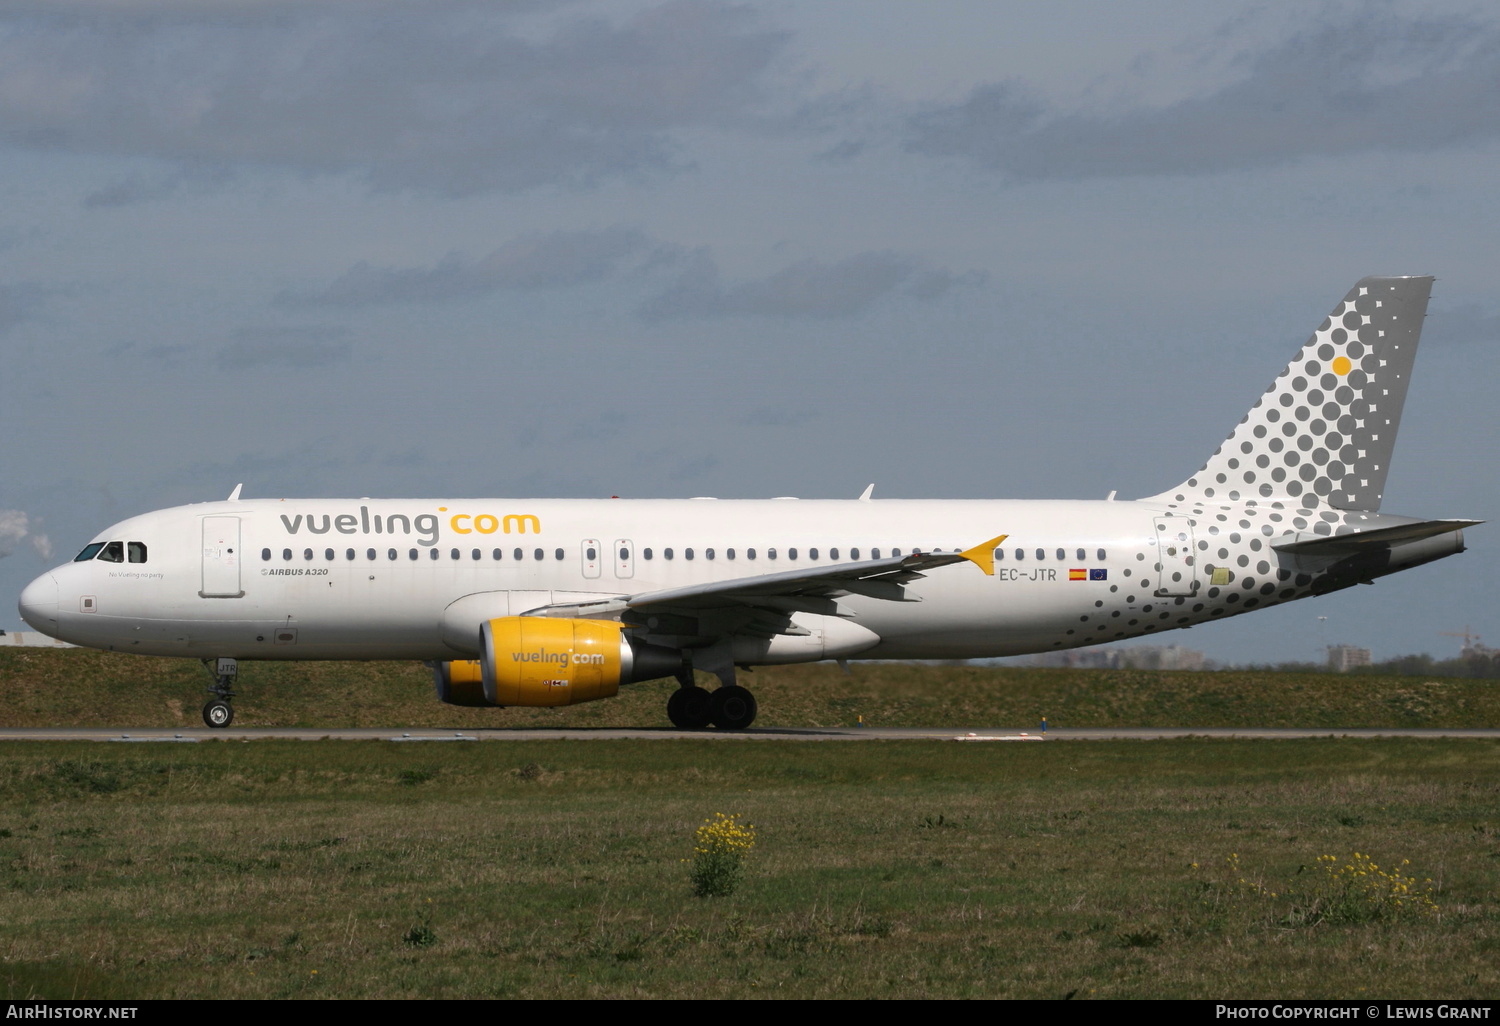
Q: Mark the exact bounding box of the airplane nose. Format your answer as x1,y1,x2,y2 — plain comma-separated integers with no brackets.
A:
18,573,58,634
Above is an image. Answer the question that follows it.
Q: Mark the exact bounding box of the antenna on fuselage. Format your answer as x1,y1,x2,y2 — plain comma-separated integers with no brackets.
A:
227,483,243,502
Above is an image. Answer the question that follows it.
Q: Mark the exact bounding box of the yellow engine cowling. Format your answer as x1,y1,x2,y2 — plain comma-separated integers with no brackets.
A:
434,617,683,707
482,616,626,707
431,659,487,706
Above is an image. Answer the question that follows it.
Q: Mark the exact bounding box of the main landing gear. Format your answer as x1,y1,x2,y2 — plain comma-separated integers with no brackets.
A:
665,669,758,730
201,657,237,728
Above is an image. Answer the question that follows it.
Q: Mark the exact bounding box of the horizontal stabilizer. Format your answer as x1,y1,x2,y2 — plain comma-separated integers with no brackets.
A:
1272,519,1480,555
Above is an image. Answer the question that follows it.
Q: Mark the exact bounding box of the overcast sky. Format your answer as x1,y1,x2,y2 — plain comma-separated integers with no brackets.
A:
2,0,1496,666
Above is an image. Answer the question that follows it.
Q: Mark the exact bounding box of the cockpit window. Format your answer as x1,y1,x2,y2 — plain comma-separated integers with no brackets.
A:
97,541,125,563
74,543,106,562
127,542,147,564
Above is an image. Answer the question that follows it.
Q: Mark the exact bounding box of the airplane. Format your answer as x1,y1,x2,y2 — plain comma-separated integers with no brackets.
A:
17,276,1477,730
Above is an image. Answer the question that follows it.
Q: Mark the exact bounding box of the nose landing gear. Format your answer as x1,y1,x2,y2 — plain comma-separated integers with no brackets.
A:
200,657,238,728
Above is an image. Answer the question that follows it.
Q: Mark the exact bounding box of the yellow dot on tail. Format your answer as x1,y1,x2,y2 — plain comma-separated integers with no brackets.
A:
1332,356,1352,375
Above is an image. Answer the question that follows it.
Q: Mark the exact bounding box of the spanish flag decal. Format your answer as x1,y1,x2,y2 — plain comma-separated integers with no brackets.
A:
1069,568,1087,581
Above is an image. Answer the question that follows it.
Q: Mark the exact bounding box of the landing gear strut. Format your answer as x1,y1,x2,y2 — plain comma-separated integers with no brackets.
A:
201,657,237,728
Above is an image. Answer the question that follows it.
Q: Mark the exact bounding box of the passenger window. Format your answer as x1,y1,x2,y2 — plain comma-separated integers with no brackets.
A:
388,548,398,560
746,548,755,560
1097,548,1106,560
891,548,900,558
1035,548,1044,560
664,548,674,560
283,548,293,561
809,547,819,560
493,548,503,560
768,548,777,560
304,548,314,560
1056,548,1065,561
685,548,694,560
128,542,147,564
534,549,544,560
706,548,715,560
98,541,125,563
260,548,271,562
513,548,523,561
346,549,356,560
851,547,860,560
430,549,440,561
829,547,839,560
74,543,106,562
451,548,460,560
472,549,481,560
411,549,420,560
788,548,798,560
1014,549,1024,560
994,548,1004,560
586,547,597,560
871,548,880,559
726,548,735,560
326,548,335,560
643,548,653,560
367,548,377,560
555,548,564,560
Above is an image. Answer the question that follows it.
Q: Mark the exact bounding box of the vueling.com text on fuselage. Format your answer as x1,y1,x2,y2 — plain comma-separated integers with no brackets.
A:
277,506,542,546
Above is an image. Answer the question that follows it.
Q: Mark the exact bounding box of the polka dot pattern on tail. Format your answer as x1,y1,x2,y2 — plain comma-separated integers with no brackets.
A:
1146,277,1433,513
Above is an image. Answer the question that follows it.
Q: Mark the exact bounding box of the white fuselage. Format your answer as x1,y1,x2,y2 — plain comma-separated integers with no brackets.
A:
17,495,1461,664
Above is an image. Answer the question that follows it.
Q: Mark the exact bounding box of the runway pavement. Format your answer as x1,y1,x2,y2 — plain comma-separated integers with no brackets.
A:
0,726,1497,742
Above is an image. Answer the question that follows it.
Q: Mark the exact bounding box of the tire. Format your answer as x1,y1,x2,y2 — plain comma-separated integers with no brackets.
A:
203,700,234,729
708,685,757,730
666,686,713,729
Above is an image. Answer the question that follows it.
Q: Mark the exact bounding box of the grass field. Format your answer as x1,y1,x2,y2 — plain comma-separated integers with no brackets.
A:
3,648,1500,729
0,739,1497,999
2,651,1496,998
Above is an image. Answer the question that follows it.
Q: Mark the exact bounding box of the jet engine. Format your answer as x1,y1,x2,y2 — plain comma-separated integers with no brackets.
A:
432,617,681,707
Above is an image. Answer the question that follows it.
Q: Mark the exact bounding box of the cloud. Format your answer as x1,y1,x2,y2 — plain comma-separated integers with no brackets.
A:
83,163,235,208
217,326,352,368
906,11,1500,181
0,509,51,560
0,1,791,196
0,284,46,334
642,250,983,319
283,227,676,307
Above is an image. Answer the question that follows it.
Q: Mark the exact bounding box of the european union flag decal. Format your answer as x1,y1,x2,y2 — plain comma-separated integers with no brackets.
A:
1089,568,1108,581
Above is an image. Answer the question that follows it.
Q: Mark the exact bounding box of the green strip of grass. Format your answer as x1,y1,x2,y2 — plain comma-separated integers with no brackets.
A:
3,649,1500,729
0,738,1496,998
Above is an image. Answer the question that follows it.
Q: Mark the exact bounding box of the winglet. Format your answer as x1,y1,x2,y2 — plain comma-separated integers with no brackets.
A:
228,483,243,502
858,483,874,502
959,534,1009,576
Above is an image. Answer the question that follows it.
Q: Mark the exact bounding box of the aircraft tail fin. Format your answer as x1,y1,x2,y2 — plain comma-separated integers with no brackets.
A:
1146,276,1433,513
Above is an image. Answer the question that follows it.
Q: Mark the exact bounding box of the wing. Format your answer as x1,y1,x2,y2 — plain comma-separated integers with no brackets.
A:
519,534,1008,642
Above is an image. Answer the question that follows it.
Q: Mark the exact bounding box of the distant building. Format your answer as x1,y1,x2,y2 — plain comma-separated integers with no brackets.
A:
1327,644,1371,672
1033,644,1207,671
0,630,74,648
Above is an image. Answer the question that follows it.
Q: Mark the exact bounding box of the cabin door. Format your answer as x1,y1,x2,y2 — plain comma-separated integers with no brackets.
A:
200,516,245,598
1153,517,1199,597
614,539,634,579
